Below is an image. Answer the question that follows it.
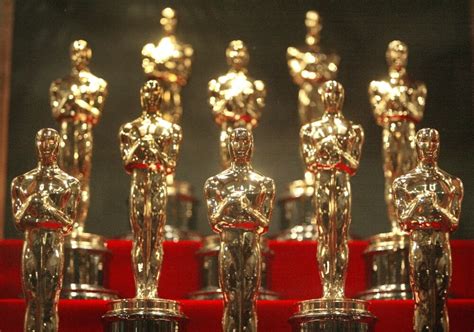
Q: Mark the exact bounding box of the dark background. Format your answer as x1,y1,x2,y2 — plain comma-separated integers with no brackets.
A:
4,1,473,239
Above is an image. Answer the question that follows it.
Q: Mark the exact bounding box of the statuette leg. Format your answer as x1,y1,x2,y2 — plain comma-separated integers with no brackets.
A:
410,231,450,332
130,169,166,298
220,230,260,332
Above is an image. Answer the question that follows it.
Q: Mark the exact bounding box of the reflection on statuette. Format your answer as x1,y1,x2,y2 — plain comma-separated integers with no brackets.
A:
50,39,108,235
119,80,182,298
209,40,266,169
11,128,80,332
287,11,339,125
369,40,427,233
393,128,463,332
142,7,193,124
205,128,275,332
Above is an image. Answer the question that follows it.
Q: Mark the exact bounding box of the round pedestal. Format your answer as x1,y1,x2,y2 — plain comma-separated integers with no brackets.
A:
359,231,411,300
188,235,279,300
276,179,316,241
62,232,117,300
103,298,187,332
165,180,201,241
289,298,376,332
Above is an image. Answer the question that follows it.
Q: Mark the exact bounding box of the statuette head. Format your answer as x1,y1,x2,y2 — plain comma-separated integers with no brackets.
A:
229,128,253,164
319,80,344,113
161,7,177,35
36,128,59,165
386,40,408,69
226,40,249,70
70,39,91,70
305,11,322,50
140,80,163,114
416,128,440,164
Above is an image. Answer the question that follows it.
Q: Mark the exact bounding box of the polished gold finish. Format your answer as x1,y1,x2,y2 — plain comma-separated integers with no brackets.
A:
290,299,375,331
369,40,427,233
141,8,197,241
50,40,114,300
276,176,316,241
189,234,279,300
142,7,193,124
205,128,275,332
362,40,427,301
104,80,185,331
300,81,364,298
62,232,117,300
119,80,182,298
287,11,339,125
103,299,187,331
360,231,411,300
393,128,463,332
11,128,80,332
50,39,108,235
292,81,375,331
209,40,266,169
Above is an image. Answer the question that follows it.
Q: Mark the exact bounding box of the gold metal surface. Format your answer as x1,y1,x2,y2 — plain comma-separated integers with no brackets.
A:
392,128,463,332
119,80,182,299
103,298,187,332
369,40,427,233
300,80,364,299
204,128,275,332
276,178,316,241
189,234,279,300
287,11,339,125
142,7,193,124
50,39,108,234
208,40,266,169
11,128,80,331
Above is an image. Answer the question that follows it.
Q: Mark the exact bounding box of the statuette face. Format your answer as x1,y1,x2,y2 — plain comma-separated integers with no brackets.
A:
142,7,193,124
119,80,182,299
392,128,463,332
369,40,427,233
300,81,364,299
50,39,108,234
205,128,275,331
287,11,340,125
209,40,266,169
11,128,80,331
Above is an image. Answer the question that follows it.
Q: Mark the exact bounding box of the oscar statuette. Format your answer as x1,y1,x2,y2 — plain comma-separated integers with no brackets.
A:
290,81,376,331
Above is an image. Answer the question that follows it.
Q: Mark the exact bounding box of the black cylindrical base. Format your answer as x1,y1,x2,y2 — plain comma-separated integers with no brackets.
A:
103,298,187,332
290,298,376,332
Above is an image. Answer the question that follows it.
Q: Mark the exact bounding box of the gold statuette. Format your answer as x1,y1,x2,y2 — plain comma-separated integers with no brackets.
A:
50,40,115,300
361,40,427,301
120,80,182,297
104,80,186,331
209,40,266,169
11,128,80,332
50,39,108,234
204,128,275,332
287,11,339,125
142,7,193,124
290,81,375,331
393,128,463,332
369,40,427,233
141,7,198,241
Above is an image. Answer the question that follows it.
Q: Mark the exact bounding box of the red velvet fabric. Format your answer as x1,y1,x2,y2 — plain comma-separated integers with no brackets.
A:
107,240,201,299
268,240,474,299
1,239,474,330
1,240,473,300
0,299,473,332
